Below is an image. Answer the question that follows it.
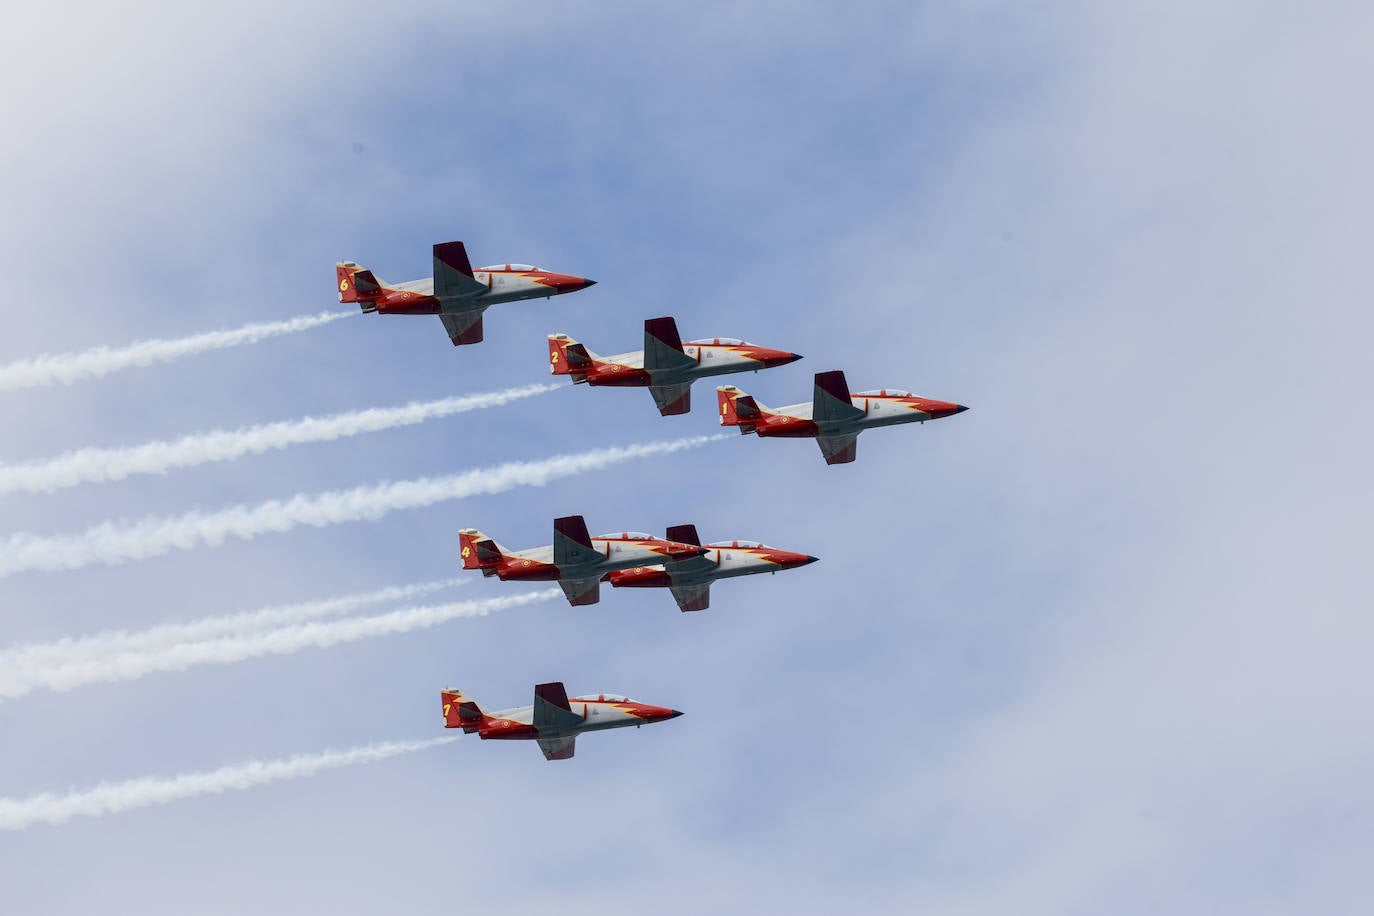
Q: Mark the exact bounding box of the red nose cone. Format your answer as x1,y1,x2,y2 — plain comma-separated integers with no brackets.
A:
754,348,804,368
774,550,820,569
662,541,709,559
544,273,596,294
918,399,966,419
636,706,684,723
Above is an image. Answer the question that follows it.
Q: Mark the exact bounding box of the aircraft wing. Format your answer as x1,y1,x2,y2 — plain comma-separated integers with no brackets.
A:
439,312,485,346
553,515,598,567
433,242,487,299
533,682,585,730
537,735,576,760
649,382,693,416
669,582,711,612
812,370,864,425
559,576,602,606
816,433,859,465
643,317,695,372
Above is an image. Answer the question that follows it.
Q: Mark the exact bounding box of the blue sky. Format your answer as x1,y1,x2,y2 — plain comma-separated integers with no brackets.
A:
1,2,1371,912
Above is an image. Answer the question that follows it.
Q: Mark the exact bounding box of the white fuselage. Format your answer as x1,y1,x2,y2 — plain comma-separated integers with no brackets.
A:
391,267,560,313
485,697,652,737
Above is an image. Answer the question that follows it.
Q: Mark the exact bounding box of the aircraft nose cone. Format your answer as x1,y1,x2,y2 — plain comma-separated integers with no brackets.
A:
547,274,596,293
770,350,803,366
955,404,969,414
804,555,820,565
669,709,685,719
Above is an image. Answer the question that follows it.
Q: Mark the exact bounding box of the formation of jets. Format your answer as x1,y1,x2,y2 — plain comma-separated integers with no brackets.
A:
337,239,968,759
460,515,707,607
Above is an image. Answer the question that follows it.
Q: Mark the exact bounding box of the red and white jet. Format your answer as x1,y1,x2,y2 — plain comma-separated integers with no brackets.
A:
459,514,707,606
605,524,818,611
442,681,682,761
718,369,968,465
548,316,801,416
336,241,595,347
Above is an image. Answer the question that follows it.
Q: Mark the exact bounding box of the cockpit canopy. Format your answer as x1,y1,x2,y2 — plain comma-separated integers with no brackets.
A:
477,263,537,272
705,539,769,549
856,389,915,398
687,337,749,346
572,693,632,703
596,531,653,540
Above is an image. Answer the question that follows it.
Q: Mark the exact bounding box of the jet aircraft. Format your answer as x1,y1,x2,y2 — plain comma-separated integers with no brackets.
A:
336,241,595,347
442,681,682,760
718,370,968,465
548,316,801,415
459,514,707,606
605,524,818,611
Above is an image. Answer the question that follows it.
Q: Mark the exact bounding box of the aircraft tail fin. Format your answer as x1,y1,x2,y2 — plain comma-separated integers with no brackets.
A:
337,262,382,312
441,689,486,733
717,385,765,434
548,334,596,382
459,528,504,575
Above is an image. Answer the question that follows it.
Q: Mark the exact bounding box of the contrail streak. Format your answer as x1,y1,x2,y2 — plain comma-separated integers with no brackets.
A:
0,735,458,830
0,311,351,392
2,588,560,699
0,383,558,495
0,577,467,684
0,435,726,580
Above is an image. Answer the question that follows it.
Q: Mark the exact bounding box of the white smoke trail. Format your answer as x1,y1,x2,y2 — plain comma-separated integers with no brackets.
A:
0,577,467,684
4,588,560,699
0,311,351,393
0,383,558,496
0,735,458,830
0,435,726,579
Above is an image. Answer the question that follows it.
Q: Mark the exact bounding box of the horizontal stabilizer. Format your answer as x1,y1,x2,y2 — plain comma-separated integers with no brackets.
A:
441,689,485,732
460,529,503,570
717,386,763,432
549,334,594,377
336,263,381,309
